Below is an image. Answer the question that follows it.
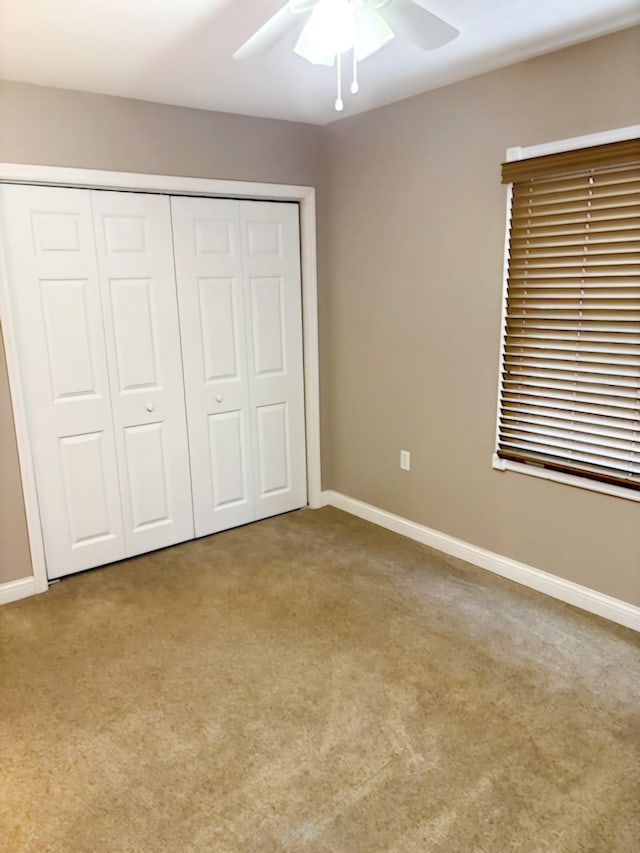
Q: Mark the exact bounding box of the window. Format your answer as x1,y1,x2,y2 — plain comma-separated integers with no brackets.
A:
495,134,640,498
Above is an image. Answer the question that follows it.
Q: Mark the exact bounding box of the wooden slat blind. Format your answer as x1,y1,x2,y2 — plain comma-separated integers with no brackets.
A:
498,139,640,490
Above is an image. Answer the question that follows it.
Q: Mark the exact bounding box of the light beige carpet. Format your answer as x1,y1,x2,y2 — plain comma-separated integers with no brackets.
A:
1,507,638,852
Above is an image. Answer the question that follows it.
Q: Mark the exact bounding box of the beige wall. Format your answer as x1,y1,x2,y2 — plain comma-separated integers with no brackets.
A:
0,80,325,184
323,27,640,605
0,81,326,584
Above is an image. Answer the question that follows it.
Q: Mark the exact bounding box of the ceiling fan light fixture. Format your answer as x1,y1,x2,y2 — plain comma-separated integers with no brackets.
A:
294,0,394,65
234,0,459,115
294,0,356,66
294,0,395,111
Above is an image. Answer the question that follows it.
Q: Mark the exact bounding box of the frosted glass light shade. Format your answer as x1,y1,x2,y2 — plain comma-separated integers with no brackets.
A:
353,2,394,60
294,0,394,66
294,0,355,66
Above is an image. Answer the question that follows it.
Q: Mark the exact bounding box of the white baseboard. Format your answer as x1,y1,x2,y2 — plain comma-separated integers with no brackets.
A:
321,490,640,632
0,575,38,606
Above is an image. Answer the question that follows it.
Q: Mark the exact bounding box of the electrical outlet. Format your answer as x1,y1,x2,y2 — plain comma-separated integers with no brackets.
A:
400,450,411,471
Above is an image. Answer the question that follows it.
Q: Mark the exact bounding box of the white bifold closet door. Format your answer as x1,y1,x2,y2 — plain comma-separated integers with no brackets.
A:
171,197,307,537
2,185,126,576
1,184,194,578
90,190,194,557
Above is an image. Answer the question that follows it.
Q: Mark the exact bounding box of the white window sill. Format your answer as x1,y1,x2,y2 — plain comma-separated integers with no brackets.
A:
492,454,640,504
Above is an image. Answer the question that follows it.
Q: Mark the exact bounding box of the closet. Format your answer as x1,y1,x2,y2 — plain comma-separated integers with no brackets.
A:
1,184,307,580
172,197,307,536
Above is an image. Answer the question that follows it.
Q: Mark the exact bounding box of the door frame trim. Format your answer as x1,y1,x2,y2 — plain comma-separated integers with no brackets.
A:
0,164,322,596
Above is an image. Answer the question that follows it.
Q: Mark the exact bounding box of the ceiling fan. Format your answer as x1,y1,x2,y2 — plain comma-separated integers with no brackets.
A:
233,0,460,111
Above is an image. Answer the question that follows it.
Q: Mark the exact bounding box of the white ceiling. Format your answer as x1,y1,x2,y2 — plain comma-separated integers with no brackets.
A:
0,0,638,125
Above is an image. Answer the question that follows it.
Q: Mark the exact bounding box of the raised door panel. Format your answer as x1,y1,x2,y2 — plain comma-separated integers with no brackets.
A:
40,279,98,401
109,278,160,393
256,403,291,496
0,184,125,577
171,196,255,536
208,411,250,510
59,431,120,549
123,423,172,532
240,202,307,519
250,276,287,376
199,276,240,382
91,190,194,556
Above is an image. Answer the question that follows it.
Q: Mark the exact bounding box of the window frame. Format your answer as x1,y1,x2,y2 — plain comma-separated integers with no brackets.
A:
493,124,640,503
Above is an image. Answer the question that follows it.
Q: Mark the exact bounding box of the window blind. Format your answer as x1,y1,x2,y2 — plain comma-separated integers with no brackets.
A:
498,138,640,491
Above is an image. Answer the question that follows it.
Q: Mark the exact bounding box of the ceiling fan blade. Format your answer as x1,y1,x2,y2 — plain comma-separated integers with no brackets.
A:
233,3,314,61
376,0,459,51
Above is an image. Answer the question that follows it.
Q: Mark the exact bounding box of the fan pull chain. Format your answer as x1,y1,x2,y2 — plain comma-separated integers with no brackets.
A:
351,48,359,94
335,53,344,111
